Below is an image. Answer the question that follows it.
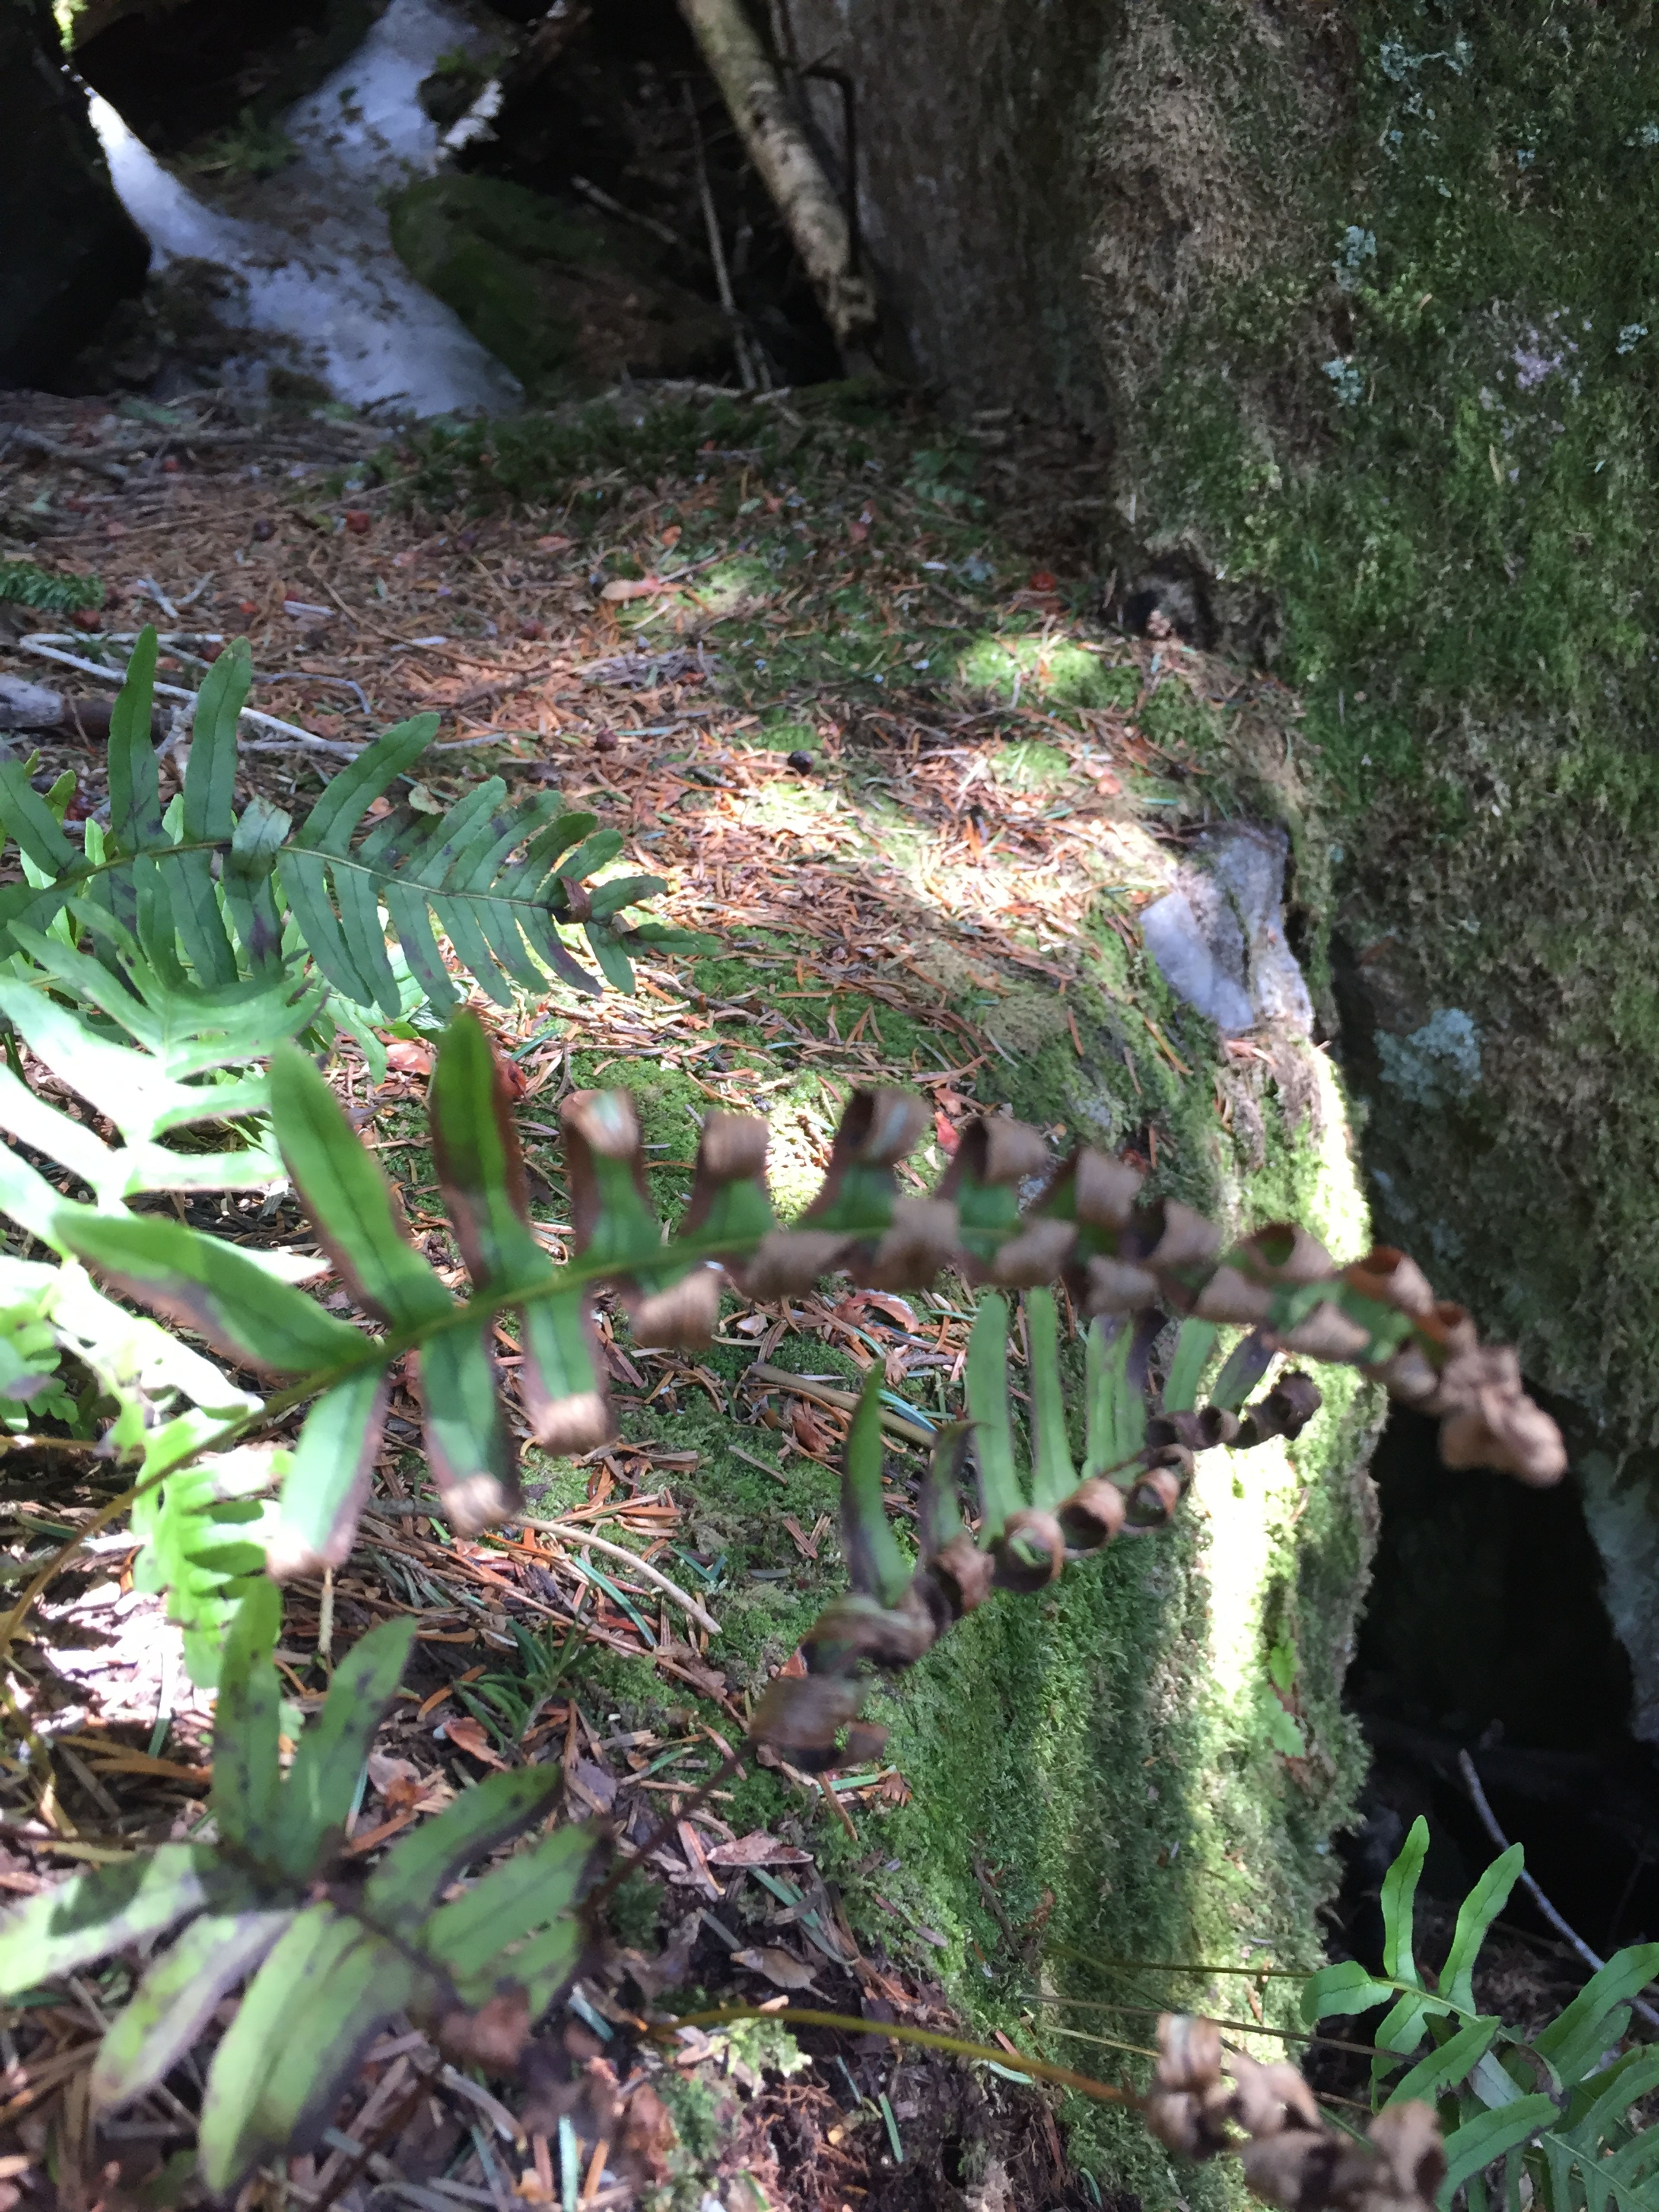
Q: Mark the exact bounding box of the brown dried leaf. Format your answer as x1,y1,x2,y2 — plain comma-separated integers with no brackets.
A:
1071,1150,1144,1230
929,1532,997,1615
1237,1223,1336,1286
1144,1200,1224,1277
1057,1476,1128,1549
704,1833,814,1869
732,1945,817,1991
443,1716,509,1770
1365,2100,1446,2206
988,1215,1077,1287
1084,1255,1161,1313
1343,1246,1436,1316
993,1507,1066,1592
437,1989,531,2070
1195,1265,1275,1324
790,1399,838,1457
619,2083,677,2183
1238,1373,1323,1448
867,1197,959,1289
366,1751,424,1809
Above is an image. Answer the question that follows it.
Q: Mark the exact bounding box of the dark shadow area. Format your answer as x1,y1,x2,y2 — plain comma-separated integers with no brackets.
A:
1330,1403,1659,1983
73,0,377,149
1354,1405,1628,1751
457,0,840,385
68,0,843,393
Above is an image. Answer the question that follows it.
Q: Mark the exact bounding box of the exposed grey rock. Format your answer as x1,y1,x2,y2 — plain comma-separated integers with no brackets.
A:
387,174,730,397
0,673,65,729
0,0,148,384
1139,822,1312,1036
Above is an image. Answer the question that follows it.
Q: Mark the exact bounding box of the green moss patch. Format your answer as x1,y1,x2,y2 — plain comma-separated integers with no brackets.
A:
1096,0,1659,1439
388,176,729,397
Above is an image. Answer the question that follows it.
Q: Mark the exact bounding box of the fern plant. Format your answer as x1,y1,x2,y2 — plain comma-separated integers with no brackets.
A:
0,1288,82,1430
753,1292,1327,1764
1303,1818,1659,2212
0,1582,601,2196
8,1007,1560,1695
0,559,103,615
0,626,686,1015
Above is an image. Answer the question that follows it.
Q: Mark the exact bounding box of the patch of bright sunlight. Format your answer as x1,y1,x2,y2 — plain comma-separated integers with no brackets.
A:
950,634,1125,712
728,779,848,839
1192,1050,1371,1723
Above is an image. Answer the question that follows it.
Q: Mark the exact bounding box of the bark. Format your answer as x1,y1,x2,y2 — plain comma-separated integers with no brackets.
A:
0,0,149,383
781,0,1113,409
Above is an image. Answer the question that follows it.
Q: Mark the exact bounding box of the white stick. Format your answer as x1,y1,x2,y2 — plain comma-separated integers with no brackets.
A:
677,0,876,346
16,636,365,758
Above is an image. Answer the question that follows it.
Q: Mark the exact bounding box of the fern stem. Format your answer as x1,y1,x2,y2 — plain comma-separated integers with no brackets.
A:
655,2004,1143,2106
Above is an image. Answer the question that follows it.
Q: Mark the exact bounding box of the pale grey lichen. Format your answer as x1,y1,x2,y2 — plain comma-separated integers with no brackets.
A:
1335,226,1377,290
1375,1007,1482,1106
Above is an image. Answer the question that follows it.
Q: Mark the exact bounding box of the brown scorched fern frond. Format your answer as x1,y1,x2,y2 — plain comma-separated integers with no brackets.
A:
41,1011,1560,1680
1148,2014,1445,2212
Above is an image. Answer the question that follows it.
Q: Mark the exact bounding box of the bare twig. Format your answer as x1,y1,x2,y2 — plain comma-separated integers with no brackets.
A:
682,83,761,393
746,1360,934,1445
4,427,127,484
662,2002,1140,2104
1457,1748,1659,2030
677,0,876,347
16,636,363,757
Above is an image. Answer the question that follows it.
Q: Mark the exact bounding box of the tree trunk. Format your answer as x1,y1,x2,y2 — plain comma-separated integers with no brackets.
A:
783,0,1116,409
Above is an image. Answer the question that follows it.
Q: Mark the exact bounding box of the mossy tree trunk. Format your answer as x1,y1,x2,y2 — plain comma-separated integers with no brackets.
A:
787,0,1659,1733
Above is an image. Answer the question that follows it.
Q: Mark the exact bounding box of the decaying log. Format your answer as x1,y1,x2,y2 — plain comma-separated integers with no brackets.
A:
0,674,123,740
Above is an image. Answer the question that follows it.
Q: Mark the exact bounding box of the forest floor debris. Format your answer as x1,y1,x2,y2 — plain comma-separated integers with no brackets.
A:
0,378,1316,2210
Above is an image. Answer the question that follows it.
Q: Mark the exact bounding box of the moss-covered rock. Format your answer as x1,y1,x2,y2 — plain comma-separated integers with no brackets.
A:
781,0,1659,1725
387,175,729,397
1064,0,1659,1720
397,390,1387,2196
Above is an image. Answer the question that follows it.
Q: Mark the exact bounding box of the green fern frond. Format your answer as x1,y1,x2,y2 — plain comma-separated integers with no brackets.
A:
128,1442,276,1684
0,628,686,1014
0,1587,604,2193
1305,1818,1659,2212
0,559,104,614
0,1289,78,1430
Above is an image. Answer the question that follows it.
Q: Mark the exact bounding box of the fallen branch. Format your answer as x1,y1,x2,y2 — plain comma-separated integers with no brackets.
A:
660,2002,1141,2104
16,635,362,757
0,671,138,741
677,0,876,348
1457,1748,1659,2029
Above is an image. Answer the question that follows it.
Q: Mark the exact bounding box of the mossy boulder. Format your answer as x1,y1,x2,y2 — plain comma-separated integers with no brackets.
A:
1075,0,1659,1726
398,388,1391,2196
387,174,729,397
